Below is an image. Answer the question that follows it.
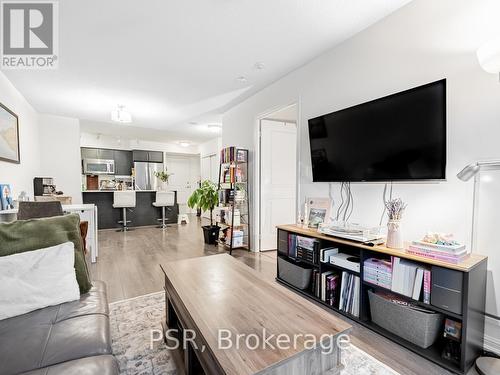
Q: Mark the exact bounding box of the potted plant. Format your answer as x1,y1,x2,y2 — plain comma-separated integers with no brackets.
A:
154,170,172,191
187,180,220,244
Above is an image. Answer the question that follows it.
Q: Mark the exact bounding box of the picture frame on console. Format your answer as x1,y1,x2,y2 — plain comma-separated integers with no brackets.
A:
306,197,331,228
0,102,20,164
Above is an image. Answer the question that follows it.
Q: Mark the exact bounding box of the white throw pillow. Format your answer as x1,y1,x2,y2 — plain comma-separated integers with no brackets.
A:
0,241,80,320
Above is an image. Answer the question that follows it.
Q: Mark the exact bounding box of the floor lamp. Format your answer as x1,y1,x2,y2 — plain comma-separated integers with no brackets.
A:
468,38,500,375
458,161,500,374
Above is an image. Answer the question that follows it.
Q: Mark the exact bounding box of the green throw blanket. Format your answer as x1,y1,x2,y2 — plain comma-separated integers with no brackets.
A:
0,213,92,294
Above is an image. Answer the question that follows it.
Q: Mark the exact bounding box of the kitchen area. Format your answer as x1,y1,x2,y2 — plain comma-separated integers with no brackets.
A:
81,147,184,230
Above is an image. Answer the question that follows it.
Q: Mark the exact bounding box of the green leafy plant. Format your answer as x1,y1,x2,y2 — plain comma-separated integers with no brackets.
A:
154,170,172,184
187,180,219,226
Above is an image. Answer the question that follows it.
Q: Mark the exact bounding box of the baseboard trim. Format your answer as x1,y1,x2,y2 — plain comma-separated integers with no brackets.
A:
484,316,500,355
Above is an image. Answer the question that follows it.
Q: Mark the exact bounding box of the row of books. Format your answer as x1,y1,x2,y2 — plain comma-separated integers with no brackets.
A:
220,147,247,164
363,256,431,304
407,239,468,264
339,272,360,317
391,257,431,303
310,270,359,317
221,166,244,183
311,270,340,306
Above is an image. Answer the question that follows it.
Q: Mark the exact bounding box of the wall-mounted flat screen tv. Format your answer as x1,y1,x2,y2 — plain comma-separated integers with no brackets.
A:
308,79,446,182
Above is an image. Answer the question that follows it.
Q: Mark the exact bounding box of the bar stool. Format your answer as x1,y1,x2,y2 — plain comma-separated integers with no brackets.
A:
153,191,175,229
113,191,136,231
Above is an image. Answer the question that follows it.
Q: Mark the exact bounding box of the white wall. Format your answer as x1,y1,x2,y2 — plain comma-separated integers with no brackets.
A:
39,114,82,204
199,137,222,158
0,72,40,199
80,132,200,155
222,0,500,350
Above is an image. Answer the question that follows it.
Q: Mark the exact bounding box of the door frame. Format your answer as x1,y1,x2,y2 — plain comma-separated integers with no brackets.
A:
256,102,300,252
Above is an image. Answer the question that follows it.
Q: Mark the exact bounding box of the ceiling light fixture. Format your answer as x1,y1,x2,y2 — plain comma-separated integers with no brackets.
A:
111,105,132,123
254,61,265,70
207,123,222,133
179,141,191,147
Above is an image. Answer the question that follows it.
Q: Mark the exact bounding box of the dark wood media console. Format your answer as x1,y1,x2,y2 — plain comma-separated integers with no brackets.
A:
276,224,488,375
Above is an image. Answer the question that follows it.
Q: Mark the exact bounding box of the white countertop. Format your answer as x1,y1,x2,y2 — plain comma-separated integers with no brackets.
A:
0,204,96,215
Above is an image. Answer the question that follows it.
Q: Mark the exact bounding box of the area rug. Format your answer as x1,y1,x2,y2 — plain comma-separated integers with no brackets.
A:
109,292,399,375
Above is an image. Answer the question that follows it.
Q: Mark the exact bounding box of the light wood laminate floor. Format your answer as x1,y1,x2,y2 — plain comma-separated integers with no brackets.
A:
90,216,478,375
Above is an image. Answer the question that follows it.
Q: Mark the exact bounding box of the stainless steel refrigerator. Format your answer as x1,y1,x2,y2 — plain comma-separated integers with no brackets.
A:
134,162,164,191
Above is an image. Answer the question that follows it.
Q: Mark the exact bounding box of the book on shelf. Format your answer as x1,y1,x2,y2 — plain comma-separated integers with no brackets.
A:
320,247,339,263
288,234,297,258
321,271,334,301
423,268,431,304
412,268,425,300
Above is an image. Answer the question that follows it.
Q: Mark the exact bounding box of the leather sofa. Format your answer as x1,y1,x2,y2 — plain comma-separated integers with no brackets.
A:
0,281,119,375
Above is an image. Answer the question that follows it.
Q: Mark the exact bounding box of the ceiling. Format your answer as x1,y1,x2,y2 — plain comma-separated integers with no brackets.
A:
3,0,413,143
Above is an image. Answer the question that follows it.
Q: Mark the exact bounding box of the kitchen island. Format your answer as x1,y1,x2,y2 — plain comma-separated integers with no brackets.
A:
82,190,178,229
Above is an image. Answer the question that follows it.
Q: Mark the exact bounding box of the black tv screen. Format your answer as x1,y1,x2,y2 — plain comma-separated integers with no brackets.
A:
308,79,446,182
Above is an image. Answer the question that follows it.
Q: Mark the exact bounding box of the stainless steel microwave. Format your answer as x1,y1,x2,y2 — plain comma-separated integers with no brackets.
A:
83,158,115,174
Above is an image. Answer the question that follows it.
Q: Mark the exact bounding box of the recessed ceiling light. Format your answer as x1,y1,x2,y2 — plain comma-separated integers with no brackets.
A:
236,76,247,83
207,123,222,133
189,121,198,125
179,141,191,147
254,62,265,70
111,105,132,123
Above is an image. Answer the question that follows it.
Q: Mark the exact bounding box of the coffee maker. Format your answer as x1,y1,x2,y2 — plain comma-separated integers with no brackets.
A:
33,177,56,197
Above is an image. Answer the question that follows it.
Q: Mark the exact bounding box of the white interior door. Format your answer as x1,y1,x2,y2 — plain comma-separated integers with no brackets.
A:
165,156,194,214
260,119,297,251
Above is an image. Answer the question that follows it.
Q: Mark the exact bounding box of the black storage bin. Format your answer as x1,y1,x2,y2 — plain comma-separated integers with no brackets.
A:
278,257,313,290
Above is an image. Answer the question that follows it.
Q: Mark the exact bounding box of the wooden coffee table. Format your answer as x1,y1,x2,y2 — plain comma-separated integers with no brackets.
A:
161,254,351,375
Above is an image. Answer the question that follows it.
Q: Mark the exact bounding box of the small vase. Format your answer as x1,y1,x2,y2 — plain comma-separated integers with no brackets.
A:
386,220,403,249
160,181,169,191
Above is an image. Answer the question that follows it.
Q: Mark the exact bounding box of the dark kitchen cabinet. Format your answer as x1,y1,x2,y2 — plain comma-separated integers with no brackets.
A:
132,150,149,162
81,147,98,159
148,151,163,163
132,150,163,163
98,149,114,160
114,150,133,176
81,148,114,160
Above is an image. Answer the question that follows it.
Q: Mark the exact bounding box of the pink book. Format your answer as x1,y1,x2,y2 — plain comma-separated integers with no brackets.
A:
407,247,469,264
423,269,431,304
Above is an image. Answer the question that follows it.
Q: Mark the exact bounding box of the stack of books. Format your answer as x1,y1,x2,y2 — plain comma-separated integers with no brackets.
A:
339,272,360,317
363,258,392,289
391,257,430,301
407,240,468,264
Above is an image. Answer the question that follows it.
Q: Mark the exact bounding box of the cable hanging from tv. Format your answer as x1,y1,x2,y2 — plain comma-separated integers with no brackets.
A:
335,182,353,222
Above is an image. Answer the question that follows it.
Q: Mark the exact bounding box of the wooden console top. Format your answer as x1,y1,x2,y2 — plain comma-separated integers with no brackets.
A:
161,254,351,375
277,224,487,273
